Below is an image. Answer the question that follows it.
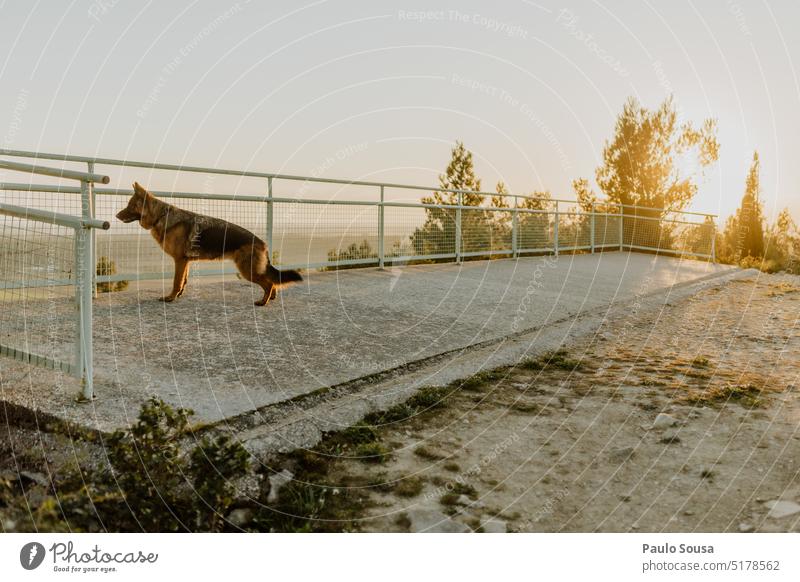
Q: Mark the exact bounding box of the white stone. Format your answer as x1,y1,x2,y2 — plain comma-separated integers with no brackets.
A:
766,500,800,519
652,413,679,429
227,508,253,528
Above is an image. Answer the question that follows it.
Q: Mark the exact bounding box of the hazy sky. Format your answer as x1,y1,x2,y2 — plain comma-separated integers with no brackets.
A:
1,0,798,222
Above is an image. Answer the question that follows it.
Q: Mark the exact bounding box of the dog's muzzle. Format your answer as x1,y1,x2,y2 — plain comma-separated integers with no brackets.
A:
116,210,138,223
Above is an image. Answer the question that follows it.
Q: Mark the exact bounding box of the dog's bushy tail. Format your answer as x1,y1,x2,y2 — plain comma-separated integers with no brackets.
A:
265,263,303,285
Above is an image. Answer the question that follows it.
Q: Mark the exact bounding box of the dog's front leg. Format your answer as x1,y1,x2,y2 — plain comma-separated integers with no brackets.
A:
161,258,189,302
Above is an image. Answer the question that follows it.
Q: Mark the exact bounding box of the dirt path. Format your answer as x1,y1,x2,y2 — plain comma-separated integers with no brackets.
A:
310,273,800,532
2,272,799,533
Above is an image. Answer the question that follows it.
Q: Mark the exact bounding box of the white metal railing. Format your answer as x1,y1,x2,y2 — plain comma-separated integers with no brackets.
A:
0,149,717,290
0,160,110,401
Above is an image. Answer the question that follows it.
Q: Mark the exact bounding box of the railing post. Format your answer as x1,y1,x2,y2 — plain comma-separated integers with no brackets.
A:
553,200,559,257
618,203,624,252
83,166,97,297
455,192,462,264
511,196,518,259
590,201,595,254
266,176,273,263
378,185,385,269
75,220,94,401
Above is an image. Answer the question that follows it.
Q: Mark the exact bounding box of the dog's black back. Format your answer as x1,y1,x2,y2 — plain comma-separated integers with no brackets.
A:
196,221,262,259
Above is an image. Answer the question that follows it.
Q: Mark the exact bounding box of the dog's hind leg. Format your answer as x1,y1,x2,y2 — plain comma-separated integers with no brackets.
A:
233,245,276,306
161,258,189,302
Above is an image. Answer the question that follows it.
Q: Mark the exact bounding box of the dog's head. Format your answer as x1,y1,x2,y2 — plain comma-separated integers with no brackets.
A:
116,182,151,224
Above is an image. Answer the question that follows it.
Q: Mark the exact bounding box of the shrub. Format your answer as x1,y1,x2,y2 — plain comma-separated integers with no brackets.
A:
96,256,129,293
2,398,250,532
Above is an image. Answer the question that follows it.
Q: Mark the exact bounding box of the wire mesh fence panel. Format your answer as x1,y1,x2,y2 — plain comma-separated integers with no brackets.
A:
272,201,379,268
93,193,269,281
517,211,555,252
557,213,591,250
593,214,622,248
0,212,77,375
668,220,715,257
383,204,456,260
460,207,513,255
624,215,674,253
0,190,81,216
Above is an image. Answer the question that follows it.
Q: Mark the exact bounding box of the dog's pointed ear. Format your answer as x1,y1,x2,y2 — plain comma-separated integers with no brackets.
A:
133,182,147,196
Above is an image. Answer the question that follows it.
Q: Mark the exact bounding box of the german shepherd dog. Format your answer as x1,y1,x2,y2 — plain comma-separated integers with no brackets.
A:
116,182,302,305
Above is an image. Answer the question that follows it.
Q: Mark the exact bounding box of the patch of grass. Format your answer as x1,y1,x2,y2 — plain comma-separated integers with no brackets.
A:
354,442,390,464
452,482,478,498
413,446,446,461
393,476,424,498
509,401,541,414
288,449,330,478
439,482,478,507
458,369,507,392
691,356,711,368
338,423,379,445
365,386,455,426
406,386,452,410
518,349,582,372
684,384,766,408
440,492,460,506
395,513,411,530
767,282,800,297
366,403,416,425
443,462,461,472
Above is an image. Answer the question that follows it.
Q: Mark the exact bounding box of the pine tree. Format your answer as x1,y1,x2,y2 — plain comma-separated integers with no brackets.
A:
423,141,483,207
596,96,719,213
413,141,491,255
731,152,766,260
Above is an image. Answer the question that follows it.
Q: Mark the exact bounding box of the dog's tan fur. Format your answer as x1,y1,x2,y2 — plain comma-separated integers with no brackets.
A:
116,182,301,305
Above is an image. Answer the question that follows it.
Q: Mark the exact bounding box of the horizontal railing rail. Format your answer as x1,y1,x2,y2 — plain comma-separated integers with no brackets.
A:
1,150,718,279
0,148,718,219
0,201,110,230
0,159,109,184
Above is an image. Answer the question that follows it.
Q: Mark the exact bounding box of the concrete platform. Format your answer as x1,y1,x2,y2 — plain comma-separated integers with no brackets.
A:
0,252,737,433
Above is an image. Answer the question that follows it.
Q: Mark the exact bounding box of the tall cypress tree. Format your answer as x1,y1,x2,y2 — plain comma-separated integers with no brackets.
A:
734,151,766,259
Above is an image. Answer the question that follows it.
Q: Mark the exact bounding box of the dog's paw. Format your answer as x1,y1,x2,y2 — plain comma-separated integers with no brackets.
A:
159,295,176,303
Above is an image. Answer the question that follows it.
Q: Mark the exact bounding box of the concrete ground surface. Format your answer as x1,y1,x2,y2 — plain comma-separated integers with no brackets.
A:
0,252,736,434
